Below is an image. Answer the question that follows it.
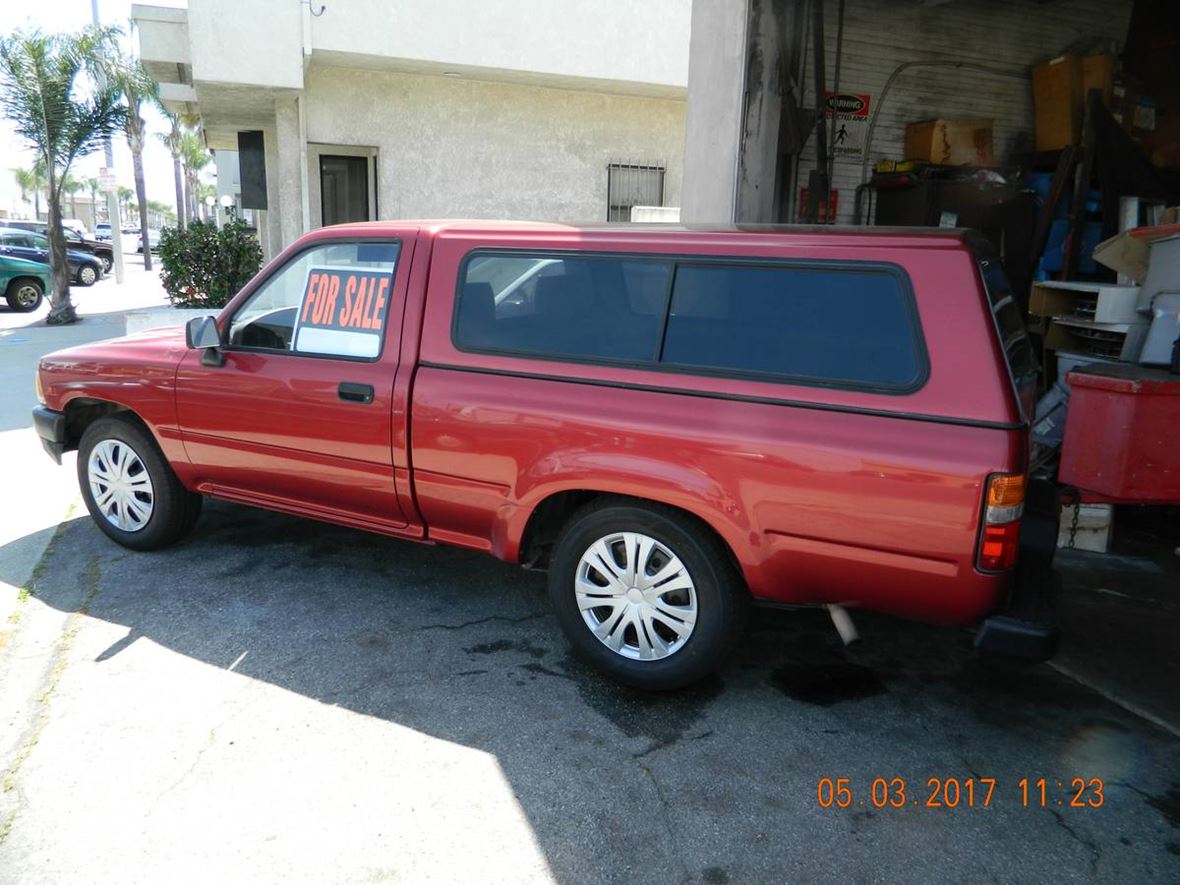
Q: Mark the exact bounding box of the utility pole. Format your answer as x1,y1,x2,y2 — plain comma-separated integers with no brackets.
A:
92,0,125,283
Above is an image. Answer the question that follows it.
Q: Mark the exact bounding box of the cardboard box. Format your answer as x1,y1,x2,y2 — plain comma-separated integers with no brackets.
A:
904,119,993,165
1092,223,1180,283
1033,55,1084,150
1082,54,1115,106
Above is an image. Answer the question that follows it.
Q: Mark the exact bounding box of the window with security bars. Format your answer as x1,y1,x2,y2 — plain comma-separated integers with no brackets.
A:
607,162,665,222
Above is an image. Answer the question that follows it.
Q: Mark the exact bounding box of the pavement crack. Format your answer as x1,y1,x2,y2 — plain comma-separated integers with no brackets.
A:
0,553,101,845
634,757,689,882
1050,809,1101,873
418,612,547,632
632,730,713,760
150,702,253,814
1111,780,1153,801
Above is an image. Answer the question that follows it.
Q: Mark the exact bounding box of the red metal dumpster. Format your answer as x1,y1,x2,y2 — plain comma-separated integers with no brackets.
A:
1060,363,1180,503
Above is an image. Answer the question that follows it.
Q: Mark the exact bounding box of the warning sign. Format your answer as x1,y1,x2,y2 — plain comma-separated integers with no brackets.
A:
823,92,872,160
293,266,391,358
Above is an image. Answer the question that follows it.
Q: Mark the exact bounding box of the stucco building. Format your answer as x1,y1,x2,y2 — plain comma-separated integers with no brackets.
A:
133,0,691,258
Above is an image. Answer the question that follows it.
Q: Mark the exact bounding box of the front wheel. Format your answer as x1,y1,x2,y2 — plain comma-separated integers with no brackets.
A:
5,277,44,312
77,415,203,551
548,498,748,690
100,255,113,274
76,264,98,286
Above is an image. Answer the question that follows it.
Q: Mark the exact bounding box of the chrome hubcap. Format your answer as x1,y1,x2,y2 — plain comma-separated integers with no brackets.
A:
15,285,39,307
88,439,154,532
80,266,96,285
575,531,698,661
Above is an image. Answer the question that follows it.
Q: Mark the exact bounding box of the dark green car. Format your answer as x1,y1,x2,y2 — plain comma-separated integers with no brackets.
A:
0,253,51,312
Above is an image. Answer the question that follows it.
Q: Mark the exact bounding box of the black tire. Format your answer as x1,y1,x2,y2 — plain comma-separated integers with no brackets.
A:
77,415,203,551
100,255,112,274
5,277,44,312
547,497,748,690
76,264,98,287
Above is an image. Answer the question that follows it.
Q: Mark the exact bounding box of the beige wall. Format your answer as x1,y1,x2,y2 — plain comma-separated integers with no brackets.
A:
186,0,303,90
309,0,690,95
303,65,686,224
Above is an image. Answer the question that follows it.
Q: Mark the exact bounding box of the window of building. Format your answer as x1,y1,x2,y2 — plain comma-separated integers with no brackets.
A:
661,264,923,389
455,253,672,362
607,163,665,222
228,240,399,358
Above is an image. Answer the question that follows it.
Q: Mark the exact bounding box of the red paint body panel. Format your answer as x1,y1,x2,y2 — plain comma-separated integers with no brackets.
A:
37,221,1028,627
1059,365,1180,503
39,327,192,471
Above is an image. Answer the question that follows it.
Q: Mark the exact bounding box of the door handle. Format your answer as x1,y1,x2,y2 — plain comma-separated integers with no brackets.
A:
338,382,374,404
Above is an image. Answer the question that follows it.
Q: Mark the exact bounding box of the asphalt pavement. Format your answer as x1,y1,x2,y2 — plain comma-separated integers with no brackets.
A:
1,259,1178,883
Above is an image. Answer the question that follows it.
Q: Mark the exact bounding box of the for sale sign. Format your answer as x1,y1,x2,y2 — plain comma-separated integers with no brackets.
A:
823,92,872,159
293,266,391,358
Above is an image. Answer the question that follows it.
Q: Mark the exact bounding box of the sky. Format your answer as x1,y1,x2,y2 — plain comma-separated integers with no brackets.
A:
0,0,190,214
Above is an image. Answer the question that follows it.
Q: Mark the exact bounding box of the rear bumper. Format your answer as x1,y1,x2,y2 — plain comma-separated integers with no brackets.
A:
974,477,1060,662
32,405,67,464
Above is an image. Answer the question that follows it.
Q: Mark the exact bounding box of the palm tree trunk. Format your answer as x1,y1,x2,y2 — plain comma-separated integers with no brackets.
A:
44,165,76,324
184,170,195,223
172,151,186,231
130,134,152,270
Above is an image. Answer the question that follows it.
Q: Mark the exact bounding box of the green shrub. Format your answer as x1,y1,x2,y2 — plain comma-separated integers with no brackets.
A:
159,219,263,309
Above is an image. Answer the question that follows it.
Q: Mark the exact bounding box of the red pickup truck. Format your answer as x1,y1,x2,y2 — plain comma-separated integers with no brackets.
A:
33,221,1053,688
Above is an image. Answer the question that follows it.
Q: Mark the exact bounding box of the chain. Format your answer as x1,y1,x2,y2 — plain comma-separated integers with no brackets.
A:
1068,500,1080,549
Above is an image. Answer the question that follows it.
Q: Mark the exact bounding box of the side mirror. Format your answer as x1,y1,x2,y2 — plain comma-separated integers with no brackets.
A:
185,315,226,366
185,315,221,349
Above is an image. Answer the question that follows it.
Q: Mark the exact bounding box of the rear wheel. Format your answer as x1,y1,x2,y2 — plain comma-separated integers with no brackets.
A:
77,415,203,550
76,264,98,286
5,277,44,312
548,498,748,690
99,254,112,274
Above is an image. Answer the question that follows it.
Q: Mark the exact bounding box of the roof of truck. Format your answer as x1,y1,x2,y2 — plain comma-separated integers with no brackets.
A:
313,220,977,249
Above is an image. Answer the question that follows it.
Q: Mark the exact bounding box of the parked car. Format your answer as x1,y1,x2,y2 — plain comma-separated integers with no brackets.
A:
136,229,161,253
0,228,105,286
32,222,1049,689
0,252,50,312
62,218,89,238
94,222,113,241
4,219,115,275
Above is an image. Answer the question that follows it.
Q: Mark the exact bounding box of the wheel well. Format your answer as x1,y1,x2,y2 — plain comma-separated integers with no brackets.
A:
61,399,137,450
517,490,745,581
6,276,44,294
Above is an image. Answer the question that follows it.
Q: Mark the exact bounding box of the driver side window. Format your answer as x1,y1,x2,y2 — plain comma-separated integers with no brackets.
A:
228,240,400,358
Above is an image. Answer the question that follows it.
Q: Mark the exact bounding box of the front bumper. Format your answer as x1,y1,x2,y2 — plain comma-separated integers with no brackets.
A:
974,477,1060,662
32,405,67,464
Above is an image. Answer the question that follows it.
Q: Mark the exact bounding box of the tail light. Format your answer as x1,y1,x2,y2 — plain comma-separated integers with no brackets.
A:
977,473,1024,571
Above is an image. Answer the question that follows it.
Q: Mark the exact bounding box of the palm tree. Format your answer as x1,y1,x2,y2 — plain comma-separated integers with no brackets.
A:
146,198,175,226
110,55,157,268
154,105,185,230
11,166,40,216
61,173,83,219
83,175,101,221
0,26,124,324
117,185,135,219
179,130,211,224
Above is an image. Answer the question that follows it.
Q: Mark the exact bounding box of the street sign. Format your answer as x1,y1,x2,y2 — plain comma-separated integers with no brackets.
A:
98,167,117,193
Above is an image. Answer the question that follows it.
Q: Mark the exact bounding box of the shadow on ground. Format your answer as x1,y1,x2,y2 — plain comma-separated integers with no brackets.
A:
9,500,1180,882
